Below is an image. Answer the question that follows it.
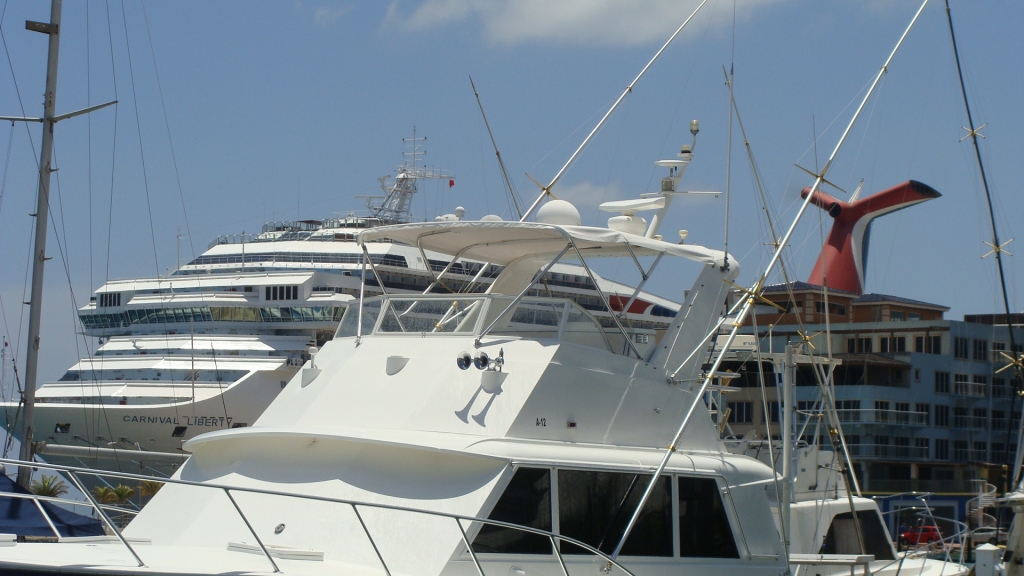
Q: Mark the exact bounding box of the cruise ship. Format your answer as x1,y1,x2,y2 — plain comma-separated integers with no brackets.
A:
1,139,683,476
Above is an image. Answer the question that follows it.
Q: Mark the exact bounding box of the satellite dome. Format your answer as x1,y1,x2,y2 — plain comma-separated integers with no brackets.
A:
536,199,581,226
480,214,503,222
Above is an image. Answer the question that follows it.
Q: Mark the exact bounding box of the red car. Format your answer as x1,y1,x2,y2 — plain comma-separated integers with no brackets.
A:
900,526,942,546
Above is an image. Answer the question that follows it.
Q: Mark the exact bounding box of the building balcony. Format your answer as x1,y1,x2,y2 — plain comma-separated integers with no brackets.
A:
953,449,987,462
796,409,928,427
952,416,987,430
953,382,987,397
865,479,974,494
845,444,929,460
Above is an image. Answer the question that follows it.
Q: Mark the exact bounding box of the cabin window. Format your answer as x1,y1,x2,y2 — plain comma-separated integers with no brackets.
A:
678,477,739,558
820,511,895,560
336,299,381,338
473,467,552,554
557,470,671,557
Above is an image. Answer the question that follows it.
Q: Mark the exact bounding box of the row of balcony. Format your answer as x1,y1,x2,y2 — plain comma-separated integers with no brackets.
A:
796,409,929,426
844,445,991,463
794,409,1010,431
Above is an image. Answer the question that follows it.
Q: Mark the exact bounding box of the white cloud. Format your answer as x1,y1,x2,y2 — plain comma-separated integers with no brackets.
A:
386,0,781,46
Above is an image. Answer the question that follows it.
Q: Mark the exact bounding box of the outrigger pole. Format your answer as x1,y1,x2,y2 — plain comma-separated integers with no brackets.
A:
612,0,932,559
519,0,710,222
943,0,1024,488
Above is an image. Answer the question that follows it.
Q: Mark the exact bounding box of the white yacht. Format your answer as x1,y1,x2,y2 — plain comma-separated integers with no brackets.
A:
0,162,969,574
1,140,681,476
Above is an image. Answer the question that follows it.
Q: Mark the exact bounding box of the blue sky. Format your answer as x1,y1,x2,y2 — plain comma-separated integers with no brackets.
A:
0,0,1022,382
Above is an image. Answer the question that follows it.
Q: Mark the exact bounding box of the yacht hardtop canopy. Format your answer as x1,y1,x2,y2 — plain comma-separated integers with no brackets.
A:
356,221,720,266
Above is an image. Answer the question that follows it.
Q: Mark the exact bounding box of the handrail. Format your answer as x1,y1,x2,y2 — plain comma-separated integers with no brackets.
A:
0,457,636,575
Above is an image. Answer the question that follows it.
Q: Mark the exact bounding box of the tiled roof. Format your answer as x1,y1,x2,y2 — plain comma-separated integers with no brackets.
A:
853,293,949,310
761,281,859,296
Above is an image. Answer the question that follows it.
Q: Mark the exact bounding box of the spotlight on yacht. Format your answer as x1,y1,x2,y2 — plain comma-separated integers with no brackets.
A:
456,352,472,370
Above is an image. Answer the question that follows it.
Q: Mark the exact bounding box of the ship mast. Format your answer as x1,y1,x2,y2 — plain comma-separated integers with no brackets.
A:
16,0,63,489
1,0,115,487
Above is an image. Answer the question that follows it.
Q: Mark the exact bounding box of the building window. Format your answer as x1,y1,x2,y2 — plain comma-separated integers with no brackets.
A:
934,372,950,394
954,337,969,359
974,340,989,361
815,301,847,316
763,402,780,424
953,373,969,395
880,336,907,353
914,368,920,382
974,408,988,428
935,439,949,460
915,403,930,425
874,436,889,457
930,335,941,354
266,285,300,301
97,292,121,307
895,402,910,412
994,341,1007,362
953,440,969,461
875,400,890,412
848,338,873,354
972,375,989,397
891,311,905,321
935,405,949,427
915,437,929,458
974,441,987,459
728,402,754,423
994,378,1008,398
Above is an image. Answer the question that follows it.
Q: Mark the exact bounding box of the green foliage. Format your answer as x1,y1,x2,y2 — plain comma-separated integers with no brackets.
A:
30,474,68,498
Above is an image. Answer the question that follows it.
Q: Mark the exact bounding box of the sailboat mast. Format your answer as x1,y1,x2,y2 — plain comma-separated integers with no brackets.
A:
17,0,62,488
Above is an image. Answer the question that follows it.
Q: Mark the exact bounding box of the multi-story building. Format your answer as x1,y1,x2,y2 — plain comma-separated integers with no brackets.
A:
722,281,1024,528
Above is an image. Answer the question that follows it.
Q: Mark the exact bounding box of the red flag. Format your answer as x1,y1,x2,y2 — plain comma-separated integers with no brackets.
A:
449,179,455,188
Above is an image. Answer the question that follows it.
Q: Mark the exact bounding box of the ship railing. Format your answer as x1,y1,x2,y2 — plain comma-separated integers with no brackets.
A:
0,489,139,538
0,457,636,576
876,493,969,569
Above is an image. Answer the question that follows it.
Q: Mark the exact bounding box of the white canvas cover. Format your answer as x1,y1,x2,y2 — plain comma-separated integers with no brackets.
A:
357,221,721,265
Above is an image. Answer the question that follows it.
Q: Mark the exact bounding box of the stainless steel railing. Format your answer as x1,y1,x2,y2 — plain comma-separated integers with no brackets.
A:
0,457,636,576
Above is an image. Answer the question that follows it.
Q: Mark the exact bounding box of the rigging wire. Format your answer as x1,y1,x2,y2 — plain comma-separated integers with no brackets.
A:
119,0,161,278
140,0,196,264
944,0,1024,484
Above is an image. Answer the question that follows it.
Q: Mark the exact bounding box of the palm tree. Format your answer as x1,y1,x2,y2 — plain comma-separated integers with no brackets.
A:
138,480,164,502
92,485,136,528
91,485,117,504
30,474,68,498
111,484,135,505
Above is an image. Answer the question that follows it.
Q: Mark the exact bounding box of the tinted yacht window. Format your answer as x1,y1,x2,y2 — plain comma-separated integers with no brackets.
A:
678,477,739,558
558,470,672,557
473,467,551,554
821,511,895,560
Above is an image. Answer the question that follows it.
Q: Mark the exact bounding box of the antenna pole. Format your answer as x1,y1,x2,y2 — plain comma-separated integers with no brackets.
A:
611,0,931,558
520,0,709,221
469,76,522,219
18,0,62,488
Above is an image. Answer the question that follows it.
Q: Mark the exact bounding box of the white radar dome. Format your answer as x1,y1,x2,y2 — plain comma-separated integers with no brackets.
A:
480,214,503,222
536,199,581,226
